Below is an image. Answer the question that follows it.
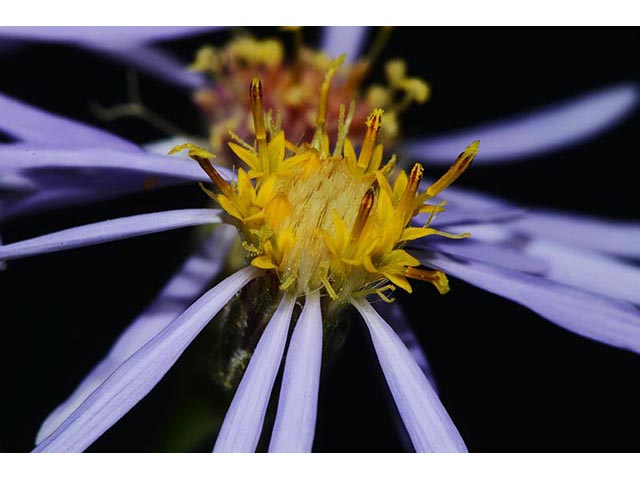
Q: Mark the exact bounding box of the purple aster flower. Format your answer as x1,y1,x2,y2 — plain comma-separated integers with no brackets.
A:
1,27,639,452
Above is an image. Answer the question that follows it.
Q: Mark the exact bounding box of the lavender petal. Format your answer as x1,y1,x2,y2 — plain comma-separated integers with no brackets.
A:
404,83,639,164
426,253,640,354
0,209,221,261
414,239,547,275
34,266,259,452
320,26,368,61
0,26,218,47
0,145,213,183
0,93,136,150
510,211,640,259
374,301,437,391
269,291,322,453
35,225,237,444
352,298,467,453
213,293,297,453
521,238,640,306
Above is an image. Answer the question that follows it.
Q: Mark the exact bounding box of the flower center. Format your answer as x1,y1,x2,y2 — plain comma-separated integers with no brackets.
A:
172,59,477,307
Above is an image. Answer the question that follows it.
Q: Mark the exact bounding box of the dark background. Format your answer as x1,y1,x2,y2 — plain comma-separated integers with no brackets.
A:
1,27,639,452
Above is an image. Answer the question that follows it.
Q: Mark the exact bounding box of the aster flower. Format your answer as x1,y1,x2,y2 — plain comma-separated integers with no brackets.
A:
1,27,639,452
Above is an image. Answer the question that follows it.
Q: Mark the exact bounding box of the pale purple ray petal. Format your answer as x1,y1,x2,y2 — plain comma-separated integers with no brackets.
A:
430,182,517,211
0,26,218,48
35,225,237,444
415,239,548,275
91,44,205,89
0,145,214,183
425,253,640,354
404,83,639,164
321,26,368,61
422,205,526,229
213,293,297,453
415,181,526,227
269,291,322,453
351,298,467,453
0,93,137,150
520,238,640,305
372,301,436,452
510,210,640,259
34,266,259,452
0,233,4,270
441,221,640,304
373,301,436,391
0,208,221,261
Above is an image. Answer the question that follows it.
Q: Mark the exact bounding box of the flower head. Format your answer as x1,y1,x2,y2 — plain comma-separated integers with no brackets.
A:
173,69,475,310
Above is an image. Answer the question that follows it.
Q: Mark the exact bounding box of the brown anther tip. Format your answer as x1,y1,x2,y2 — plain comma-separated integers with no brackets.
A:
365,109,384,131
352,186,377,238
409,163,424,184
362,187,376,209
250,77,263,99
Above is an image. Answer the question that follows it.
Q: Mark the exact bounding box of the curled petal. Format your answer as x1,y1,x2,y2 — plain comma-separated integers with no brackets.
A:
214,294,297,453
0,209,221,261
321,26,368,61
404,83,639,164
269,291,322,453
352,298,467,453
35,226,237,444
34,266,259,452
426,253,640,354
0,93,136,150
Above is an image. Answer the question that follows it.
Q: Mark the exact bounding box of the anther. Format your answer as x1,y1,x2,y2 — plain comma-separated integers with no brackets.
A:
357,109,384,169
169,143,234,198
351,185,376,239
397,163,424,224
193,155,234,198
425,140,479,198
250,77,270,173
312,55,345,154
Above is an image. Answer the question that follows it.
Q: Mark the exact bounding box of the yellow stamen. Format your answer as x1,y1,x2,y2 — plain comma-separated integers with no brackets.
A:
424,141,479,199
169,143,234,198
312,54,346,153
357,109,384,169
250,77,270,174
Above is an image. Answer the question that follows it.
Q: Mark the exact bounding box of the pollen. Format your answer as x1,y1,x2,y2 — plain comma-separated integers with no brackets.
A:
172,65,478,307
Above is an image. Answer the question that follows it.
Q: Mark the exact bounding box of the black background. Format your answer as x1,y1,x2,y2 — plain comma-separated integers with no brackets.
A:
1,27,639,452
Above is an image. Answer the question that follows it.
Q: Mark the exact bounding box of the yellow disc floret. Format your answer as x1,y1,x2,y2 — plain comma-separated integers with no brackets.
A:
171,63,478,308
